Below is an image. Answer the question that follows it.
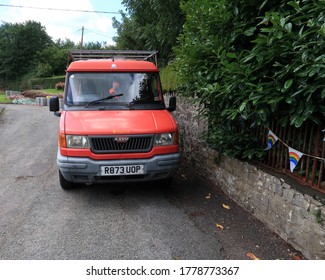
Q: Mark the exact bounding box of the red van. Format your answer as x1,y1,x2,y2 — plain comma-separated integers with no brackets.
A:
50,50,180,189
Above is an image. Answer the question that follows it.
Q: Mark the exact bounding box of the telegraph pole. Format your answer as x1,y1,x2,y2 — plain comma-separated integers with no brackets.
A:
80,26,84,49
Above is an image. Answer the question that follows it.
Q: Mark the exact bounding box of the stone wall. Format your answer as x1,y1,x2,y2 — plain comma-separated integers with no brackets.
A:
173,96,325,260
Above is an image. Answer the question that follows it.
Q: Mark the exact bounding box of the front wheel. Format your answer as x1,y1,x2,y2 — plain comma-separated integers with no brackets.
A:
59,170,74,190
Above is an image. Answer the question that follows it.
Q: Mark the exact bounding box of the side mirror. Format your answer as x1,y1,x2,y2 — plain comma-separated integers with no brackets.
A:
167,96,176,112
49,96,61,117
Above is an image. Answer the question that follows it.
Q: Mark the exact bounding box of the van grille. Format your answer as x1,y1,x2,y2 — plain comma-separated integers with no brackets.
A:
89,135,153,153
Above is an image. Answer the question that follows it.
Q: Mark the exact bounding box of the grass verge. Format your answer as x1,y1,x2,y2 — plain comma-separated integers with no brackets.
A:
0,92,12,103
0,89,63,103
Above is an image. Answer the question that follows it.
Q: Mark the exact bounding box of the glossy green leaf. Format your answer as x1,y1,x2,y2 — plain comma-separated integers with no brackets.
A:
284,79,293,89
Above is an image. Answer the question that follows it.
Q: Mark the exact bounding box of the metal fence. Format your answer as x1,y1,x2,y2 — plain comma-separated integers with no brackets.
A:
254,120,325,193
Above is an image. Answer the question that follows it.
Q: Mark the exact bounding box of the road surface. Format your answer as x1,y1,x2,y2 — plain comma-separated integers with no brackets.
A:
0,104,302,260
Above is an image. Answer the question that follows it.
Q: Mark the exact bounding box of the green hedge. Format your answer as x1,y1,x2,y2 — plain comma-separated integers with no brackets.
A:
175,0,325,159
30,75,65,89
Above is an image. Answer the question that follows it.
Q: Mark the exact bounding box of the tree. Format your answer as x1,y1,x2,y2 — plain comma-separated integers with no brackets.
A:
0,20,52,83
31,39,77,78
113,0,185,64
112,12,145,51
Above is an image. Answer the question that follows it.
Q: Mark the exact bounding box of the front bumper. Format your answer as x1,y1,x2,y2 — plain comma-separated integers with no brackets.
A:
57,149,181,184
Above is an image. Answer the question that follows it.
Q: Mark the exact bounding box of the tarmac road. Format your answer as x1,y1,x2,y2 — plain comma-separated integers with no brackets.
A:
0,104,302,260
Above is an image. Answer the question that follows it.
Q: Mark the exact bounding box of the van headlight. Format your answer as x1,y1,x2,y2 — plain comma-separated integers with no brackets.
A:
66,135,90,148
154,133,175,146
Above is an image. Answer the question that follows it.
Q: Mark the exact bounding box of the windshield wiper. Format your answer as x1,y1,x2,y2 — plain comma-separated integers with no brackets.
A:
85,94,123,108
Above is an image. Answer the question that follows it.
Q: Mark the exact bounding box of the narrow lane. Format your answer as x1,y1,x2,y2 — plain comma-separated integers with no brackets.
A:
0,105,301,260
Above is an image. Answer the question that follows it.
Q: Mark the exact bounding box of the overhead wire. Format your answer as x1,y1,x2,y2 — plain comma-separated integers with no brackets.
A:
0,3,122,43
0,4,120,14
84,28,112,39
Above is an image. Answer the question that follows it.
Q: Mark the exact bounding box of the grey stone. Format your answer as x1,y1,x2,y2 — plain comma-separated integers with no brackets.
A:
282,183,291,189
272,183,283,196
302,198,311,211
283,188,295,203
292,193,304,207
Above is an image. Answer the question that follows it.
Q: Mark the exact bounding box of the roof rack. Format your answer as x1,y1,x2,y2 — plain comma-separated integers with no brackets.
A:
68,50,158,65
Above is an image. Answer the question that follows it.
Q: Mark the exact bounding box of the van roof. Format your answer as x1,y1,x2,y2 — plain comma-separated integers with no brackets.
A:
67,60,159,72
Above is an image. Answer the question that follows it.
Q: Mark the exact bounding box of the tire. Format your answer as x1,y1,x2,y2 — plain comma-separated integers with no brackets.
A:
59,170,74,190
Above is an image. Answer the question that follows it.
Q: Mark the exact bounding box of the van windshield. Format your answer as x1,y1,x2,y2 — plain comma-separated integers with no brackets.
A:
66,72,164,109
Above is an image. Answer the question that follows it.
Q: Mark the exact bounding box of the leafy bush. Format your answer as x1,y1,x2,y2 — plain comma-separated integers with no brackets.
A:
175,0,325,158
55,82,65,90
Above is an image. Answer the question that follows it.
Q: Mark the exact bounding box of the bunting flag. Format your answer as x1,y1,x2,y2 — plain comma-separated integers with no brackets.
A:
264,129,325,171
288,147,303,173
265,130,279,151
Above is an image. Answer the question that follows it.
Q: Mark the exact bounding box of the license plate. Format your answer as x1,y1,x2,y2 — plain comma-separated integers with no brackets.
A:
101,165,145,176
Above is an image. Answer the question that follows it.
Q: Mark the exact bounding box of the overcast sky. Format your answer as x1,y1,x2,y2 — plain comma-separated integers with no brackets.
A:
0,0,127,45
